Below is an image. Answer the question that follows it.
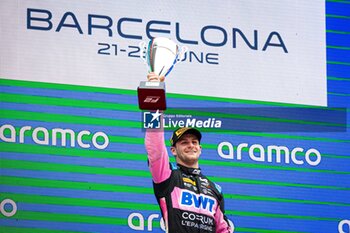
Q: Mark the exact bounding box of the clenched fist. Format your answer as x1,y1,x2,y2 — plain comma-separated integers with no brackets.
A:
147,72,165,82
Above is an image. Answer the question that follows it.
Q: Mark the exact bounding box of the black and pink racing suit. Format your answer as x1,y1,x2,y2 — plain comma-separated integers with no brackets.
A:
145,129,233,233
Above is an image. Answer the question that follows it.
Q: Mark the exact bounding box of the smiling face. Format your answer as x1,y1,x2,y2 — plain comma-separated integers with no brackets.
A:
171,133,202,168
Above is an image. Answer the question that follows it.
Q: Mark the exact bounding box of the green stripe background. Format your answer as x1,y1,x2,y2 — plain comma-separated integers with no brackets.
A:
1,77,349,106
0,191,342,223
1,78,349,226
0,92,346,127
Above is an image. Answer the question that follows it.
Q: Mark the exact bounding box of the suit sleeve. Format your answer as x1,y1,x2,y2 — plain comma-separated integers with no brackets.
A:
215,192,234,233
145,128,172,184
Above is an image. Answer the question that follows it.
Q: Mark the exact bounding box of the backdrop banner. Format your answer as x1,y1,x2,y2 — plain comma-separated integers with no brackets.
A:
0,0,326,106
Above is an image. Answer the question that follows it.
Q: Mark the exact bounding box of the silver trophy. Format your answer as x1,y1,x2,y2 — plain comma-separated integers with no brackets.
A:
137,37,187,110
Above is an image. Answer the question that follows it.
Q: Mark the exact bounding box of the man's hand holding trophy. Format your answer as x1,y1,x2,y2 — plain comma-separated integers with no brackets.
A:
137,37,187,110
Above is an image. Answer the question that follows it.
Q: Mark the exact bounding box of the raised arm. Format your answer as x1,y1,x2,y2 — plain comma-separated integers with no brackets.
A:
144,72,170,183
145,128,172,184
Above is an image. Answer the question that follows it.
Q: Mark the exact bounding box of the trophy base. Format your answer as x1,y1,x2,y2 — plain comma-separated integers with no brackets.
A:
137,81,167,110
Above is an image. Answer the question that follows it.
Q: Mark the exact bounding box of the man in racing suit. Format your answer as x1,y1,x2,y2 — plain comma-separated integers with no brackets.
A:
145,124,233,233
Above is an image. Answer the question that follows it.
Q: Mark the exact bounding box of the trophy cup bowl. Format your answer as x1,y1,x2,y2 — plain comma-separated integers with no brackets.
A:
148,37,179,77
137,37,186,110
